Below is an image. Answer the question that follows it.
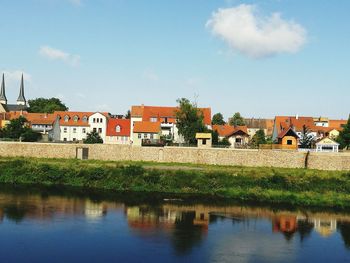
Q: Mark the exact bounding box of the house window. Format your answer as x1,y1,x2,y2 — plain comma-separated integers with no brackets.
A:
203,139,207,145
82,128,86,133
82,116,88,122
93,128,97,132
93,118,96,123
73,128,77,133
150,117,157,122
100,118,103,123
150,134,154,139
98,128,102,133
287,140,293,145
63,138,67,141
235,138,242,144
73,138,76,141
63,127,67,133
73,115,79,122
138,133,141,139
116,125,121,133
143,134,148,139
64,115,69,122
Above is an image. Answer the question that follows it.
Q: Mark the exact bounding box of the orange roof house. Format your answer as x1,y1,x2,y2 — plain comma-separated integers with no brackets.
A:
277,126,299,149
133,121,161,134
131,105,211,126
106,118,130,137
272,116,316,141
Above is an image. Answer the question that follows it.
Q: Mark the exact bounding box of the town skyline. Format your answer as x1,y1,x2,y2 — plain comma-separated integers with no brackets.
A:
2,0,350,119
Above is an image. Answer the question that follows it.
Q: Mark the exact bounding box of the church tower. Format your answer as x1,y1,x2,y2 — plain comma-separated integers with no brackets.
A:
0,73,7,105
17,74,26,106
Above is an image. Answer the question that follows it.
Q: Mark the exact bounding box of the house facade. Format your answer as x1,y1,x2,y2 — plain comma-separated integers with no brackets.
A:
130,105,211,144
105,118,131,144
132,121,161,146
213,124,249,148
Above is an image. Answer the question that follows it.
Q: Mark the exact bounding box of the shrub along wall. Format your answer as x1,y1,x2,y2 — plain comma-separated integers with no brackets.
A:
0,142,349,171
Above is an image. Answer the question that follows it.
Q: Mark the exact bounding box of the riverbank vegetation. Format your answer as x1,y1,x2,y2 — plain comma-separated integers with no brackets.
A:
0,157,350,209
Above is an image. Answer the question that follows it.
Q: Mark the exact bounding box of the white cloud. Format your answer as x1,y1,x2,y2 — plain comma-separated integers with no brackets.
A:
39,46,80,66
1,70,32,83
206,4,307,58
142,70,159,81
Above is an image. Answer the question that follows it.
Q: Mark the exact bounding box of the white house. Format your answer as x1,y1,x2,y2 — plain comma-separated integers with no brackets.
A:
316,137,340,152
89,112,108,142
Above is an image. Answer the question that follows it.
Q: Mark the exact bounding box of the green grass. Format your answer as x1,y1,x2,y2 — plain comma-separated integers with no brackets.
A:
0,157,350,209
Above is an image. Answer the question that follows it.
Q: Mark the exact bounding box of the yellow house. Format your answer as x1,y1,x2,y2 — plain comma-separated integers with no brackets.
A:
277,127,299,150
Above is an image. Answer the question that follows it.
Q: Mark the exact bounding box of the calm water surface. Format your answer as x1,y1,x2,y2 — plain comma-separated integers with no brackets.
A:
0,187,350,263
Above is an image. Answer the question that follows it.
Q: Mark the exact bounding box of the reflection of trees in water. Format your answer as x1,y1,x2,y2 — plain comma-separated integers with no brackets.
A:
337,221,350,249
297,219,314,242
3,205,29,223
171,212,206,255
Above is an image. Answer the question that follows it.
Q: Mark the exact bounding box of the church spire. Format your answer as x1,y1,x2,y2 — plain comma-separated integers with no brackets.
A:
17,73,26,106
0,73,7,105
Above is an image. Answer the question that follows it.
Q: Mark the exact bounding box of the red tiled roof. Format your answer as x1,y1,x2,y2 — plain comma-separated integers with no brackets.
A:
3,112,55,125
131,105,212,126
277,126,299,139
106,118,130,136
212,125,234,137
133,121,161,133
213,125,248,137
275,116,316,133
53,111,93,127
329,120,347,129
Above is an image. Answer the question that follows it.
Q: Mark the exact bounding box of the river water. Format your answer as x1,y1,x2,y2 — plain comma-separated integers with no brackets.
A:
0,186,350,263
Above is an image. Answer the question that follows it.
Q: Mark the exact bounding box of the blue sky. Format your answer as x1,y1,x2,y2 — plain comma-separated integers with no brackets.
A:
1,0,349,119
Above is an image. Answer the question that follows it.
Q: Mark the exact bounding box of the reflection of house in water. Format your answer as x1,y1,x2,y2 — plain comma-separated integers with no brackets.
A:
273,215,298,241
313,218,337,237
84,200,107,220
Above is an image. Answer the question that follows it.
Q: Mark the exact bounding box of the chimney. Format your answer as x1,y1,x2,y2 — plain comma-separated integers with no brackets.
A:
296,114,299,120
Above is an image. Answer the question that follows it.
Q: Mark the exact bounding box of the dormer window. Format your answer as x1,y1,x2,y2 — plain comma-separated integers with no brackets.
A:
82,116,88,122
73,115,79,122
116,125,121,133
64,115,69,122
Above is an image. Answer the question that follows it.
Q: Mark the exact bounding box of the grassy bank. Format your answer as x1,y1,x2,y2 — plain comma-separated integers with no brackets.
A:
0,157,350,209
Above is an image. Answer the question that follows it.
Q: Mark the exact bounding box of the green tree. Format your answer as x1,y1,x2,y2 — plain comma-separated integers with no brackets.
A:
229,112,245,126
211,130,219,145
175,98,206,144
299,125,313,149
28,97,68,113
251,129,266,147
337,116,350,150
84,130,103,144
0,116,41,142
218,137,231,147
212,113,226,125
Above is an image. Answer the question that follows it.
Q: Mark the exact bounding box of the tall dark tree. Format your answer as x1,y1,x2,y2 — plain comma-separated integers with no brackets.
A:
28,97,68,113
83,130,103,144
251,129,266,147
229,112,245,126
125,110,131,119
299,125,313,149
337,116,350,150
212,113,226,125
175,98,206,144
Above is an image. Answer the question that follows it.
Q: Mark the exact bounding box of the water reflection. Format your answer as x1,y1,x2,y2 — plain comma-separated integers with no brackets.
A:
0,188,350,262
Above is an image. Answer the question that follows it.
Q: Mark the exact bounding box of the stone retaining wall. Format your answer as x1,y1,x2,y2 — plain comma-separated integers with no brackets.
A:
0,142,349,171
